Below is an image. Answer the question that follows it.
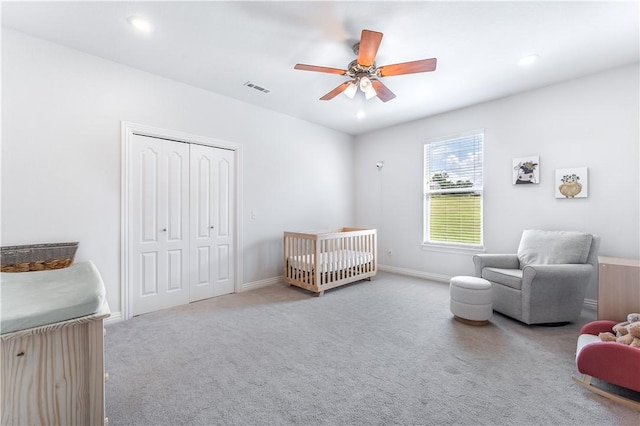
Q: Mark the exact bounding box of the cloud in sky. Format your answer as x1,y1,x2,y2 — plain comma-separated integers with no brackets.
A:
426,136,483,187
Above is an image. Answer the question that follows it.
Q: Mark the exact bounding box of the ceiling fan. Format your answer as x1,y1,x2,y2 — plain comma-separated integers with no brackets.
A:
294,29,437,103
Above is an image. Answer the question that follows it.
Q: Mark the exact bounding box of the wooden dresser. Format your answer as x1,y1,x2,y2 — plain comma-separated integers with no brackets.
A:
597,256,640,322
1,302,110,425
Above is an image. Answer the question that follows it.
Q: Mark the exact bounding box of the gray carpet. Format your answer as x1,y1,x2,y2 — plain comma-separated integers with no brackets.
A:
105,272,640,425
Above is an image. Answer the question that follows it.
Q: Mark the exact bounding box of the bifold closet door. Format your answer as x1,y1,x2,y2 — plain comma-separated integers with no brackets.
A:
189,144,235,301
131,135,190,316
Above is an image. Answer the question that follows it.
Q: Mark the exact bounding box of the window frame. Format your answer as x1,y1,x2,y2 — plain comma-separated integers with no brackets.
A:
422,130,484,250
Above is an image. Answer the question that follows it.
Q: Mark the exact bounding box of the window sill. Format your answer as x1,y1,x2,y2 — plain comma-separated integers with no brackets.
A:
421,243,485,255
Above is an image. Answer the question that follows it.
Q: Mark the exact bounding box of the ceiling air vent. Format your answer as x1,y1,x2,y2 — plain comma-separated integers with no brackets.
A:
243,81,270,94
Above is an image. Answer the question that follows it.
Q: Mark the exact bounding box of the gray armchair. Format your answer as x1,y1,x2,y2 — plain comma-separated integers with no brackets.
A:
473,230,600,325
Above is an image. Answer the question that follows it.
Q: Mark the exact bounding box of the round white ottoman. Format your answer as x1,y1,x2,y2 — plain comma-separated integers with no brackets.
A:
450,276,493,325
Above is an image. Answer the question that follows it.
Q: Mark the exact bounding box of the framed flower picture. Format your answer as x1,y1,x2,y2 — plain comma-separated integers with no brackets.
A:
513,156,540,185
555,167,588,198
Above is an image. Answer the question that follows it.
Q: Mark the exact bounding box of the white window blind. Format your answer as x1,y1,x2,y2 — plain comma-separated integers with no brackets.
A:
424,132,484,247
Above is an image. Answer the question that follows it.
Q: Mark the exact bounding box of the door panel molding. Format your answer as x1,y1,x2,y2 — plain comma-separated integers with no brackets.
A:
121,121,243,320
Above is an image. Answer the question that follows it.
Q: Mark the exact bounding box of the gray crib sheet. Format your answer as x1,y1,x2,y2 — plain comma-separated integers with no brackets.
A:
1,261,106,334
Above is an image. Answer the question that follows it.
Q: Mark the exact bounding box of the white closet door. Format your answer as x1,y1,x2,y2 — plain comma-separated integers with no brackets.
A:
131,135,190,316
190,144,235,301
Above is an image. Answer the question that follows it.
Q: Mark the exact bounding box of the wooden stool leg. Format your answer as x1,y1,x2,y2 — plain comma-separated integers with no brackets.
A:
454,316,488,326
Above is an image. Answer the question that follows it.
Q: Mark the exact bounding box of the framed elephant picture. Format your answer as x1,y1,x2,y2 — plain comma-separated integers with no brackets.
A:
555,167,588,198
512,156,540,185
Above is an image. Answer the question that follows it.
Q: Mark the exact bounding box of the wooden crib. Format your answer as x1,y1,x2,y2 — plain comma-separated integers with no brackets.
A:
284,228,377,296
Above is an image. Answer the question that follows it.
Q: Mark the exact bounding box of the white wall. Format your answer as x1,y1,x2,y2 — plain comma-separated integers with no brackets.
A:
354,64,640,301
3,28,637,315
1,29,355,318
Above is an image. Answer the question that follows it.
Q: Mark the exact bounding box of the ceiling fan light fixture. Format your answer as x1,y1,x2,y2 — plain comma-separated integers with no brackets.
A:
293,29,436,103
343,81,357,99
359,76,373,92
364,86,377,100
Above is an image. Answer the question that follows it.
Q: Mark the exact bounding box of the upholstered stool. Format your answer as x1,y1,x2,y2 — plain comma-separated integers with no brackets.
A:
450,276,493,325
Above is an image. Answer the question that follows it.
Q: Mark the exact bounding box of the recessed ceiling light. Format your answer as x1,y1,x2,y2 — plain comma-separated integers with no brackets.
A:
518,54,539,67
127,16,152,33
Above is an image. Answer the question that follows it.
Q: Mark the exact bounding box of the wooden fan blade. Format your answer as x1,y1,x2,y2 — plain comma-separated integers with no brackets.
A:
357,30,383,67
320,81,351,100
371,79,396,102
377,58,437,77
294,64,347,75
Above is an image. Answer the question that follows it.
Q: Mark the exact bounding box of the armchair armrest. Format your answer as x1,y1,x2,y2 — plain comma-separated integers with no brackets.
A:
521,263,593,323
472,254,519,277
522,263,593,284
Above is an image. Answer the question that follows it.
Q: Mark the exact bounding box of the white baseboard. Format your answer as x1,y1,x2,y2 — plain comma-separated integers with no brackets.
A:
240,275,283,292
104,310,123,325
378,264,451,283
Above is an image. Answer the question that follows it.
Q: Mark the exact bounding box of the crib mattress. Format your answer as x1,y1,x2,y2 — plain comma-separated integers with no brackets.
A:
0,260,106,334
288,250,374,274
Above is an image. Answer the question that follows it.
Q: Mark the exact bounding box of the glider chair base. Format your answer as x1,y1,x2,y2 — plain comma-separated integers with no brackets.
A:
572,374,640,411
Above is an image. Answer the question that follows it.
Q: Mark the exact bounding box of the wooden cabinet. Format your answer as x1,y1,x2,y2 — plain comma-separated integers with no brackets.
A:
598,256,640,322
1,302,110,425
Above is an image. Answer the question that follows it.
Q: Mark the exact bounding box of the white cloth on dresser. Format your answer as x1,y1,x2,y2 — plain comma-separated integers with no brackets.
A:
1,260,106,334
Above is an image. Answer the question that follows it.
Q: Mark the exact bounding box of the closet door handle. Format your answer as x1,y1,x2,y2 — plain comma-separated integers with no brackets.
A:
162,228,167,232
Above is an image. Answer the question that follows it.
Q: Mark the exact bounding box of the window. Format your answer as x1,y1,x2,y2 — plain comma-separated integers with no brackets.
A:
423,131,484,248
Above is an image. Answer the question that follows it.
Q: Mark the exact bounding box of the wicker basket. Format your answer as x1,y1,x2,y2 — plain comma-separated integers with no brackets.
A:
0,242,79,273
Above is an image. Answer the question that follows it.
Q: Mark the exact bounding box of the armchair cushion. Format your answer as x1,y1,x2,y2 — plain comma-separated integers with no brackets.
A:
517,229,593,267
472,254,519,277
482,267,523,290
